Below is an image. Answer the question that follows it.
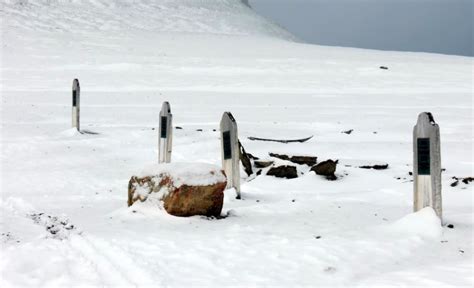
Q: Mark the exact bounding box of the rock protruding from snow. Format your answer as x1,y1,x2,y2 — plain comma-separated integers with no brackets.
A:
128,163,227,217
266,165,298,179
311,160,338,180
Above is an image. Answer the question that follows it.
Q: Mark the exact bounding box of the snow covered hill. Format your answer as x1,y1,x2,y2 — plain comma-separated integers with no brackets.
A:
1,0,473,287
2,0,293,38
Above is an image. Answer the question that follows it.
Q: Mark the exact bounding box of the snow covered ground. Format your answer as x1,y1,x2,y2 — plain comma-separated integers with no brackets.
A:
1,0,473,287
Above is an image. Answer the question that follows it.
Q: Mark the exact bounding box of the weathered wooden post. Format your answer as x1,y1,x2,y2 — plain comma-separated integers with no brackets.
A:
220,112,241,199
413,112,442,221
158,101,173,163
72,79,80,131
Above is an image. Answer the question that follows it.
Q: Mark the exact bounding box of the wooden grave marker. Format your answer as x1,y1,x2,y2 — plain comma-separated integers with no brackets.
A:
158,101,173,163
72,79,80,131
413,112,442,221
220,112,241,199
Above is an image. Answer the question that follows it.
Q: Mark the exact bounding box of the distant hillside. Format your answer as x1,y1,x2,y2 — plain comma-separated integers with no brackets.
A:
1,0,294,39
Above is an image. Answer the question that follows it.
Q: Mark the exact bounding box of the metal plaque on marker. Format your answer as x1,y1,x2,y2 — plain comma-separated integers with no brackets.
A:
160,116,168,139
72,90,77,107
417,138,430,175
223,131,232,160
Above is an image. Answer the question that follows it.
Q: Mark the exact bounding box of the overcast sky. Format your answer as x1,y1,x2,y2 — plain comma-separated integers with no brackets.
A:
250,0,473,56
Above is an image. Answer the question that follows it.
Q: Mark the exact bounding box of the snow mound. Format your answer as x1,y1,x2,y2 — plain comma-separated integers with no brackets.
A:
2,0,294,39
386,207,442,239
138,162,226,187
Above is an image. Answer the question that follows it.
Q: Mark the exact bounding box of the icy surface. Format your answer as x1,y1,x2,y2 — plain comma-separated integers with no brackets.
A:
0,0,472,287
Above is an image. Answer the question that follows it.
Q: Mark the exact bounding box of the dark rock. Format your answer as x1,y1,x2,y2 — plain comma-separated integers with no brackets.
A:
254,160,274,168
289,156,318,166
175,126,183,130
342,129,353,134
196,129,203,132
359,164,389,170
450,180,459,187
447,224,454,229
462,177,473,184
267,165,298,179
269,153,317,166
269,153,289,161
311,160,338,180
380,66,389,70
256,169,262,176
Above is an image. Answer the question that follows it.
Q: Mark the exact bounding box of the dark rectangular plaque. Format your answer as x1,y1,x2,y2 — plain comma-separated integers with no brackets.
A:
72,90,77,106
160,116,168,138
223,131,232,160
417,138,430,175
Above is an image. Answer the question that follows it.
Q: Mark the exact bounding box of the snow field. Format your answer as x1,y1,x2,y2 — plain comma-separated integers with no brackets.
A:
1,0,473,287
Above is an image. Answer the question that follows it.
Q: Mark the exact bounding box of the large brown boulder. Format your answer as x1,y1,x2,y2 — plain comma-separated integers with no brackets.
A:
128,163,227,217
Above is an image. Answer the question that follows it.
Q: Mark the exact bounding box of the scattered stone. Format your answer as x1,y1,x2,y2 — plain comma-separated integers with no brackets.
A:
175,126,183,130
254,160,274,168
342,129,353,134
269,153,317,166
324,266,336,273
196,129,203,132
128,163,227,217
447,224,454,229
256,169,262,176
291,199,295,202
380,66,389,70
314,236,321,239
459,249,464,254
359,164,389,170
311,160,338,180
267,165,298,179
408,171,413,176
451,176,473,187
29,213,76,240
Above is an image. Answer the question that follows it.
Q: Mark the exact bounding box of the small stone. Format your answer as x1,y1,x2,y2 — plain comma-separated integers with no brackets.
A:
447,224,454,229
359,164,389,170
267,165,298,179
342,129,353,134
